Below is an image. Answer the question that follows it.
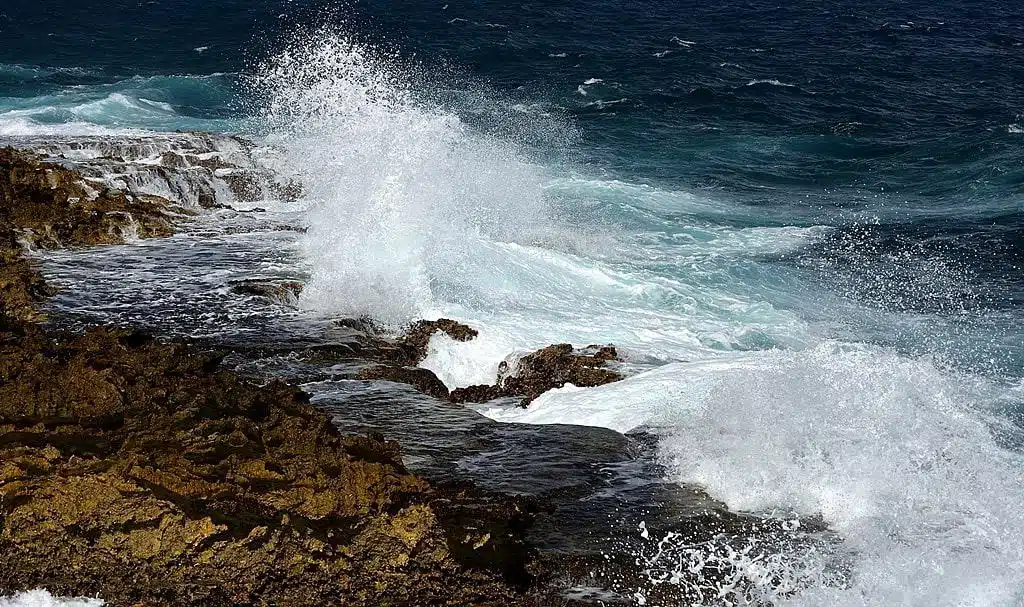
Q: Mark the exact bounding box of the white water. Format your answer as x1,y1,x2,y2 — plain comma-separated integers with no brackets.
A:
0,591,102,607
256,31,1024,606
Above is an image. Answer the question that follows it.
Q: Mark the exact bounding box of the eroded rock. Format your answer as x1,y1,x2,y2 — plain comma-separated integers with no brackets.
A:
0,147,176,323
0,326,538,605
400,318,479,364
501,344,623,405
0,147,174,249
451,344,623,407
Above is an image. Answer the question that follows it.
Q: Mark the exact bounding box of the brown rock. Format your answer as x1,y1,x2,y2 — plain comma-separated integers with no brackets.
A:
399,318,479,365
502,344,622,406
0,147,176,323
0,327,537,605
449,384,506,404
0,147,174,249
447,344,622,407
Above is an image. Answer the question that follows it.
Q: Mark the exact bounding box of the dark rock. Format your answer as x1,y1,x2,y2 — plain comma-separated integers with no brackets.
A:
446,343,623,407
400,318,479,364
502,344,622,406
0,326,539,606
357,364,451,400
449,384,506,404
271,179,304,202
222,171,264,202
159,151,188,169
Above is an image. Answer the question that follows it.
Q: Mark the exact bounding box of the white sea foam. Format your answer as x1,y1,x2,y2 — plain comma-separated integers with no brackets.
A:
0,591,103,607
746,79,796,87
481,343,1024,606
0,116,152,137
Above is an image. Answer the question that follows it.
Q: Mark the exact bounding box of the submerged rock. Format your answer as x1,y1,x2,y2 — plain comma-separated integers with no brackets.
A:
357,364,451,400
0,326,538,605
228,279,304,306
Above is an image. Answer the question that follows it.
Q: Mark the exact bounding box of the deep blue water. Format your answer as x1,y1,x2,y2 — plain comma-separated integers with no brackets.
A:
3,0,1021,312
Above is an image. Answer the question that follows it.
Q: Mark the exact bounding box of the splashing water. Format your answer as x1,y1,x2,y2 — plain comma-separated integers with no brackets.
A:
252,28,1024,607
251,32,558,327
0,591,102,607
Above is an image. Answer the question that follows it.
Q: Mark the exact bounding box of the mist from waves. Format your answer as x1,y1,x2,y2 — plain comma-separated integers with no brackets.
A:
250,30,822,386
250,28,1024,606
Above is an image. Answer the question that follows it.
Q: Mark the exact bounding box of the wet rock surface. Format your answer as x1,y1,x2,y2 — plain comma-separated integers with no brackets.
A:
450,344,623,407
228,279,304,306
0,147,175,249
0,147,176,323
357,364,451,400
400,318,480,364
0,326,539,606
8,132,299,210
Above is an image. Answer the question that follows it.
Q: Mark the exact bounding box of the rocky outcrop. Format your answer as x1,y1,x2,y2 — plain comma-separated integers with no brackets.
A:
0,147,175,249
0,147,177,323
13,132,303,209
451,344,623,407
345,317,623,406
0,326,537,605
400,318,479,364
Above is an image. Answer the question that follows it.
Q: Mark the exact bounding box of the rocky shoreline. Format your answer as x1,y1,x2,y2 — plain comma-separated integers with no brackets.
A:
0,147,546,605
0,143,833,606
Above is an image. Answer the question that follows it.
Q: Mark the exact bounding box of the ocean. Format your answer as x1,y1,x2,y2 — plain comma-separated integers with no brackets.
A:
2,0,1023,604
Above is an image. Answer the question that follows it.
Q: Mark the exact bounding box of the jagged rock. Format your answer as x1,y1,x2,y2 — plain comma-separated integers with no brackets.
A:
357,364,451,400
271,179,304,202
448,344,623,407
400,318,479,364
0,147,174,249
0,229,54,324
0,147,176,323
449,383,506,404
0,327,538,606
221,171,264,202
501,344,622,406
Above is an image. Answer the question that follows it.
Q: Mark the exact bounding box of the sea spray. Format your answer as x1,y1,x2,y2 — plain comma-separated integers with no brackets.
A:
486,342,1024,605
251,31,557,327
